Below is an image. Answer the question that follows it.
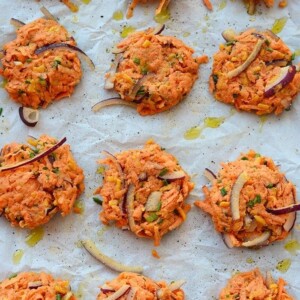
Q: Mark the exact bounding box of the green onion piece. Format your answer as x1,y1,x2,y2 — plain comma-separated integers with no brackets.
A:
93,197,103,205
145,212,158,222
158,168,168,177
220,187,227,196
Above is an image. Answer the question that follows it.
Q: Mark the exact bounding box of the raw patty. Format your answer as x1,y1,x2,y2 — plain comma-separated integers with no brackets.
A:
195,150,296,248
95,140,194,246
0,18,82,108
0,271,77,300
219,268,293,300
210,28,300,115
0,135,84,229
97,272,185,300
108,27,208,115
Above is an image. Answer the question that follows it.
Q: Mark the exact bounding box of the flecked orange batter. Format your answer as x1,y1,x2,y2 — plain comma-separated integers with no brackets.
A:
109,28,208,115
95,140,193,246
0,18,82,108
195,150,296,248
219,268,293,300
0,272,77,300
210,28,300,115
97,272,185,300
0,135,84,229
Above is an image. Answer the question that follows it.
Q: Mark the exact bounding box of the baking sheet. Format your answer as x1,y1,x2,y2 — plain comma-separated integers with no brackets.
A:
0,0,300,298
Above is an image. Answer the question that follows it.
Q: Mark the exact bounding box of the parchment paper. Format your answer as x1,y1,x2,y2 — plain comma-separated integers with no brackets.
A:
0,0,300,298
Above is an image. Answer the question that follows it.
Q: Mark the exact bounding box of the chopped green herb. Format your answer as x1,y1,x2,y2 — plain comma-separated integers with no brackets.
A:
18,89,25,95
133,57,140,65
25,79,31,84
266,47,273,52
159,168,168,177
52,167,60,174
52,59,61,68
162,179,169,186
220,187,227,196
161,147,166,151
241,157,248,160
291,53,296,61
56,295,62,300
145,212,158,222
225,41,236,46
29,152,36,158
247,194,262,208
140,66,148,75
254,153,261,158
42,167,48,170
136,86,146,96
232,93,239,99
212,74,218,85
8,273,18,279
0,107,2,116
266,183,275,188
156,201,162,211
93,197,103,205
265,39,270,46
26,58,33,63
39,77,47,86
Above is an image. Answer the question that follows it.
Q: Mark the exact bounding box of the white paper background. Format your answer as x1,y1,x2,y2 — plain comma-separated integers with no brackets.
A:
0,0,300,299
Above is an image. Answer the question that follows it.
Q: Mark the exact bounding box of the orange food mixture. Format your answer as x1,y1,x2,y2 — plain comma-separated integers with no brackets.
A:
0,18,82,108
95,140,193,246
110,28,208,115
0,135,84,229
97,272,184,300
126,0,171,18
0,272,77,300
195,150,296,248
210,28,300,115
219,268,293,300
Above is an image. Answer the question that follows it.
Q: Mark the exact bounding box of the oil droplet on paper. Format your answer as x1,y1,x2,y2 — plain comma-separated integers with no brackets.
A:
184,117,225,140
154,9,170,24
284,239,300,255
81,0,91,4
73,199,85,214
218,0,227,10
184,126,202,140
25,227,44,247
271,17,288,34
121,26,136,38
276,258,291,273
246,257,254,264
259,115,268,132
113,10,124,21
12,249,24,264
204,117,225,128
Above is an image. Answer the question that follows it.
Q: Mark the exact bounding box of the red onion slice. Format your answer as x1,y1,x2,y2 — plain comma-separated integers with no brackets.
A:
158,170,186,181
230,172,248,221
19,107,39,127
265,29,280,42
283,212,296,232
111,45,126,54
10,18,25,28
126,184,136,231
264,65,296,98
203,168,216,183
222,233,235,249
168,280,186,291
266,59,288,67
145,191,162,212
40,6,57,22
152,24,165,35
101,284,115,294
81,240,143,273
105,286,130,300
221,29,236,42
0,137,66,172
126,287,136,300
241,231,270,247
92,98,137,113
28,281,43,289
104,54,122,89
129,74,152,98
266,203,300,215
35,43,95,70
227,38,265,79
